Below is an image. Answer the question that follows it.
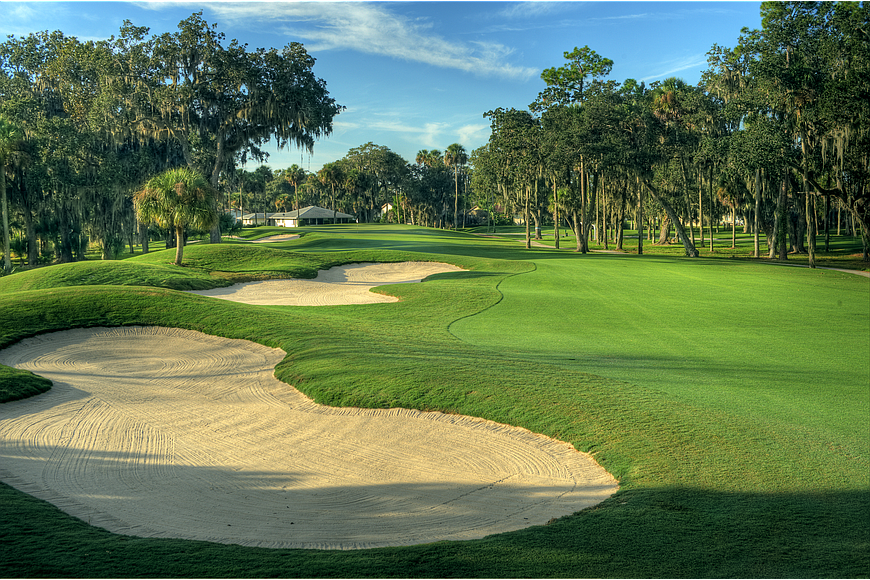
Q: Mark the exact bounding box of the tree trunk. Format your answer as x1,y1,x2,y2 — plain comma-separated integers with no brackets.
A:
166,217,176,250
524,186,531,250
824,194,830,253
595,177,601,244
753,168,761,258
616,200,625,251
553,179,560,250
657,214,672,245
698,169,705,245
643,179,699,257
775,169,789,261
637,175,644,256
24,205,37,267
572,210,582,252
174,225,185,266
139,219,149,254
731,207,736,248
679,156,694,246
58,200,74,264
453,169,459,229
602,179,609,250
806,182,816,268
837,199,841,236
793,189,807,255
1,171,10,272
708,165,714,253
579,163,589,254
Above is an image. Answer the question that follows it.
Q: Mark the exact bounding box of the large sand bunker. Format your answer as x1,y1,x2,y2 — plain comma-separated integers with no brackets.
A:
187,262,464,306
0,327,618,550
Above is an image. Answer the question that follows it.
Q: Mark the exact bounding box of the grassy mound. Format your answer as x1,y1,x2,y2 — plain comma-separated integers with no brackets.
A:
0,259,222,292
0,242,469,295
0,366,52,403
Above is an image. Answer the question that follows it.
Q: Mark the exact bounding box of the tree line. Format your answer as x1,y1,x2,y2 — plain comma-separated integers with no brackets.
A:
226,141,470,231
0,12,341,270
474,1,869,262
1,2,868,271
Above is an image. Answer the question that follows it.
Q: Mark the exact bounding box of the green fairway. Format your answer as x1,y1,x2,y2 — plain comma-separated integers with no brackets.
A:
0,225,867,578
451,253,869,449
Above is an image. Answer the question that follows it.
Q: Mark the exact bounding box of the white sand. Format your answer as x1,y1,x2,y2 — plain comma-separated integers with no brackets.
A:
250,233,300,243
0,326,618,550
186,262,466,306
227,234,300,243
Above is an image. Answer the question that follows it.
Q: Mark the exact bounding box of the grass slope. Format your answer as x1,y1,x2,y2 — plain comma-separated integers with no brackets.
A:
0,225,867,578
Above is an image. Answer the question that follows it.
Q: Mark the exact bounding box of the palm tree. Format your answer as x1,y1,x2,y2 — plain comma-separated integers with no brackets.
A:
134,168,219,266
0,116,24,273
318,162,343,223
275,194,290,213
444,143,468,229
285,164,307,211
416,149,442,168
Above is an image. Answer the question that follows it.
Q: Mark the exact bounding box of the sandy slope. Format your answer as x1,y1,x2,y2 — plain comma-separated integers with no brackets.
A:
187,262,466,306
0,326,617,549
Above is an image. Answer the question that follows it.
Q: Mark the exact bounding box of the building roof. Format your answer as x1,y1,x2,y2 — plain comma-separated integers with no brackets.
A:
272,206,355,220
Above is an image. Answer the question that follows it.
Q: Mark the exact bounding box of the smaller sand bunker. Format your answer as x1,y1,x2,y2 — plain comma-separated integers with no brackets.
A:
249,233,300,243
0,327,618,550
187,261,464,306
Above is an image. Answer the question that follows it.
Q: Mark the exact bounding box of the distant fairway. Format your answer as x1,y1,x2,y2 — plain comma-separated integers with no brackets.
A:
451,253,869,451
0,224,867,578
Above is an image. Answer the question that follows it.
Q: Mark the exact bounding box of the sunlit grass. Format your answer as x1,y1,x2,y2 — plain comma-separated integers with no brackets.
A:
0,224,867,578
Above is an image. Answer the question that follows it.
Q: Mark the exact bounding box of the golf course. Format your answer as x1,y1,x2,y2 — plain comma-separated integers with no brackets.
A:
0,225,867,577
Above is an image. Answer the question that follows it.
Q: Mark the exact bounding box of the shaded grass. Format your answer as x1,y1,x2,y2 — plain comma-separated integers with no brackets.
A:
0,225,867,578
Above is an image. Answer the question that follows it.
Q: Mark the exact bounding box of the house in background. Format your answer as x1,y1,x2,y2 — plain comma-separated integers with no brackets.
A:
269,206,356,227
240,212,270,226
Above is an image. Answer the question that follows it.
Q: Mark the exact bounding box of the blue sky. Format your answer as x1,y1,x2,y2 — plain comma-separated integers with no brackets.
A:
1,1,762,173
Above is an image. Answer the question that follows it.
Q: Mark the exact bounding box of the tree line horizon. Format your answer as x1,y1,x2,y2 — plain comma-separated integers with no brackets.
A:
0,1,867,272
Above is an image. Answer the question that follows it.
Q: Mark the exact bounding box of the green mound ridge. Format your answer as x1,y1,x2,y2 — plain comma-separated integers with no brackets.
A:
0,366,52,403
0,244,467,295
0,260,221,293
129,243,469,281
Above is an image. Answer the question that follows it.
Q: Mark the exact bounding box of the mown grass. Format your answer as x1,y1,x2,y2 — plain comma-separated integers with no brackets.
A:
0,224,867,578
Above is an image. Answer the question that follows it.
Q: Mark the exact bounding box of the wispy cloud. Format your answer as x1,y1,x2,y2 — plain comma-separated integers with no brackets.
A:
6,3,40,21
204,2,538,81
457,124,489,147
640,54,709,83
357,119,447,148
0,2,60,37
586,5,739,23
495,1,567,20
589,12,656,21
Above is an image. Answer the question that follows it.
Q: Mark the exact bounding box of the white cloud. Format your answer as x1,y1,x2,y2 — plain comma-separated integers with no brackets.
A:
495,1,567,20
457,124,489,147
356,118,447,148
205,2,538,80
0,3,60,37
7,4,40,20
332,120,361,132
640,54,709,83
